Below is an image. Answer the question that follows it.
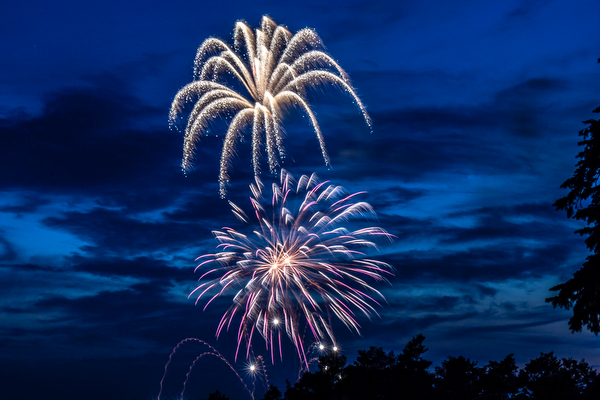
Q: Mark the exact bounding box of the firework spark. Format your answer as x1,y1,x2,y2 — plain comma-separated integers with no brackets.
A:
191,170,393,367
170,16,371,197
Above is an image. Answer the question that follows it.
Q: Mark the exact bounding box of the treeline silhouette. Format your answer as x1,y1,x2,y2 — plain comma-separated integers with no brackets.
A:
255,334,599,400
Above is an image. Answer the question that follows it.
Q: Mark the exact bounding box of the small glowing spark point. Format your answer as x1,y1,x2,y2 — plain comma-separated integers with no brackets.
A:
332,346,338,352
191,170,394,366
250,364,256,371
319,343,325,350
170,16,372,197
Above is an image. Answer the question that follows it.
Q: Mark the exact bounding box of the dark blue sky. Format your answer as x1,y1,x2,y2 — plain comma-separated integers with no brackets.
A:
1,1,600,399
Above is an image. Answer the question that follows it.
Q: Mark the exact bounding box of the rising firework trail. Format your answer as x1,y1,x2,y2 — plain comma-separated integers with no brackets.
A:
191,170,394,367
158,338,258,400
170,15,371,197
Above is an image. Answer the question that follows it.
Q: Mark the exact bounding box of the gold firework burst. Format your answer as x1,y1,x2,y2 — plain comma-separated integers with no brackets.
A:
170,16,371,197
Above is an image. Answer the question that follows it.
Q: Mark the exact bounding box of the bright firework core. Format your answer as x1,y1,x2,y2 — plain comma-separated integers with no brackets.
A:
191,170,394,366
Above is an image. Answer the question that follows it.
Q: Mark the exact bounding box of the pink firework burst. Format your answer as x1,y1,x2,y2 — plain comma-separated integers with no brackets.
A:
191,170,394,367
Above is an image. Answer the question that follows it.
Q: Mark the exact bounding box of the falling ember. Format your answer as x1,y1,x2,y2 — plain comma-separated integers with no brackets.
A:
169,15,372,197
191,170,394,367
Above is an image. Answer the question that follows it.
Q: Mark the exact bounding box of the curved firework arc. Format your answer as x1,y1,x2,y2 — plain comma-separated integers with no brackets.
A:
190,170,394,367
170,15,371,197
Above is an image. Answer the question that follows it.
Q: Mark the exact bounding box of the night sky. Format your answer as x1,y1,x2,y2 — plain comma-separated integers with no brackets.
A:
1,1,600,399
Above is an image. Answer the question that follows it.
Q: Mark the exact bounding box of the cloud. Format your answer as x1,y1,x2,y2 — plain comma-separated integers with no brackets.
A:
0,192,51,215
42,207,209,258
68,255,191,284
504,0,551,22
0,73,183,196
0,233,17,262
383,243,571,284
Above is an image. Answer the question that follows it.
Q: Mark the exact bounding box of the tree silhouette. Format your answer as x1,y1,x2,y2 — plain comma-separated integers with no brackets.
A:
284,353,347,400
478,354,526,400
396,333,432,372
342,346,397,400
283,334,438,400
548,60,600,334
435,355,481,400
520,352,598,400
394,333,436,400
263,336,600,400
206,389,229,400
355,346,397,370
262,384,283,400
